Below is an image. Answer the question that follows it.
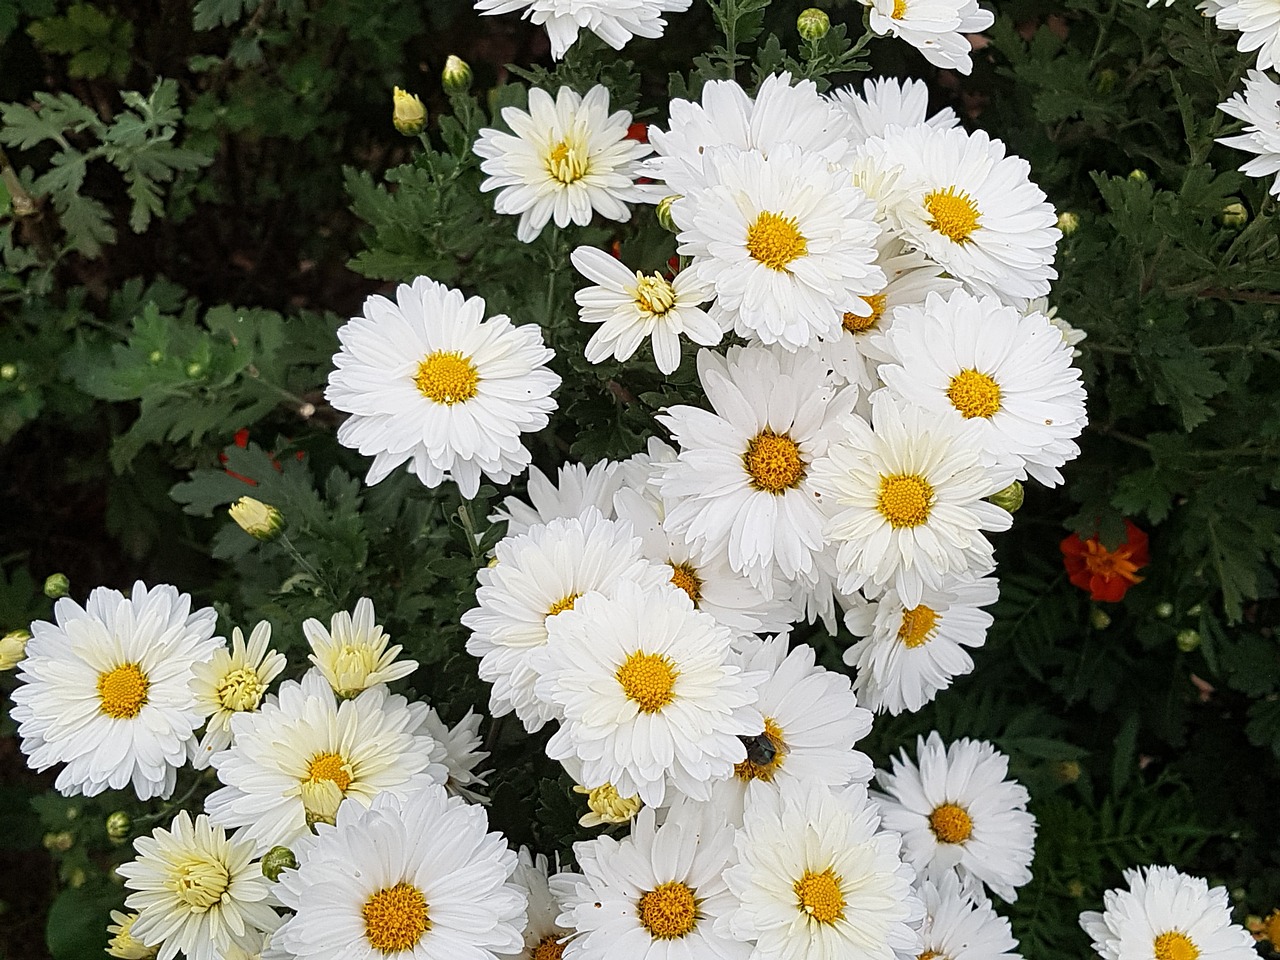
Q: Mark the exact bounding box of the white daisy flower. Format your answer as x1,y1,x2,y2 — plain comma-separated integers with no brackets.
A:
107,911,157,960
918,875,1024,960
811,393,1014,608
858,125,1060,303
474,0,691,60
418,706,491,803
491,459,625,538
1218,69,1280,196
463,509,666,733
274,784,526,960
326,276,560,499
863,0,994,74
474,85,657,242
722,780,924,960
673,144,884,350
534,581,765,807
10,582,220,800
505,847,571,959
843,574,999,716
829,77,959,143
570,245,720,373
657,345,859,598
190,621,287,770
116,812,278,960
876,290,1088,487
304,597,416,698
1024,297,1086,357
1202,0,1280,71
205,671,447,852
616,435,678,505
874,732,1037,903
1079,865,1257,960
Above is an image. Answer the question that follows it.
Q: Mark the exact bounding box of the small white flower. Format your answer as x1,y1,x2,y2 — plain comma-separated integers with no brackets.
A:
418,706,491,803
863,0,995,74
474,0,692,60
491,460,625,539
507,847,571,958
190,621,287,769
304,598,416,698
1218,69,1280,196
829,77,960,143
918,875,1024,960
1201,0,1280,71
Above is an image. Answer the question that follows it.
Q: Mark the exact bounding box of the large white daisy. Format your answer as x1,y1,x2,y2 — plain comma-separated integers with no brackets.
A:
190,621,287,770
490,459,625,538
829,77,959,143
304,597,417,698
1218,69,1280,196
1201,0,1280,71
474,0,691,60
863,0,995,74
917,875,1024,960
326,276,560,498
10,581,221,800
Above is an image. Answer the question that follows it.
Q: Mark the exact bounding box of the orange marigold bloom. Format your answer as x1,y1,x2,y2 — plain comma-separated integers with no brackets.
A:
1060,519,1150,602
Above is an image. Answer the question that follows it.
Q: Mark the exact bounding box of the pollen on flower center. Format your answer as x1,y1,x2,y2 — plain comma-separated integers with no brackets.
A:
414,351,479,405
734,717,788,782
546,593,581,619
547,138,589,185
531,934,567,960
892,0,908,17
898,605,939,648
616,650,678,713
171,855,231,912
637,881,699,939
215,667,265,712
362,881,430,953
98,663,151,719
947,369,1002,419
668,562,704,605
794,868,846,925
746,210,808,271
1154,931,1200,960
924,187,982,243
634,273,677,316
744,429,806,494
306,751,353,792
877,474,934,528
929,802,974,844
843,293,888,334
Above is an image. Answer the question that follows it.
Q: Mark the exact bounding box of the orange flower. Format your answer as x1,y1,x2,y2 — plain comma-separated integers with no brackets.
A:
1060,519,1149,602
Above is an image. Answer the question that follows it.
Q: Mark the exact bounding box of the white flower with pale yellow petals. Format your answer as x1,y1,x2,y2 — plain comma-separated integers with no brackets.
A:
305,598,416,698
191,621,286,769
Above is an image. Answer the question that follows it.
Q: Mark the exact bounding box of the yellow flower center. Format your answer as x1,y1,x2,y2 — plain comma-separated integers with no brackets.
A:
743,429,806,494
546,593,581,619
877,474,934,528
414,350,479,405
734,717,788,782
668,562,703,605
746,211,808,271
575,782,642,824
892,0,908,16
637,881,699,939
363,882,430,953
306,751,353,792
794,868,846,925
547,138,589,185
918,952,944,960
97,663,150,719
898,605,939,648
634,273,677,316
947,369,1002,419
924,187,981,243
843,293,888,334
1154,932,1200,960
170,855,231,912
215,667,266,712
531,934,567,960
616,650,678,713
929,803,974,844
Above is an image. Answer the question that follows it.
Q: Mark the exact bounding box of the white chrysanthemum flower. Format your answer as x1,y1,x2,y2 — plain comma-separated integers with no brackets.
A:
107,911,158,960
1202,0,1280,71
722,780,924,960
474,85,657,242
463,510,666,732
863,0,994,74
274,785,526,960
502,848,570,960
1024,297,1086,357
1079,865,1257,960
673,144,884,350
190,621,286,770
10,582,220,800
858,125,1060,302
829,77,959,143
874,732,1036,903
918,875,1024,960
206,671,447,852
617,435,678,505
843,574,999,716
491,460,625,538
418,706,491,803
326,276,560,498
535,581,765,807
474,0,691,59
304,597,416,698
812,394,1013,608
116,812,277,960
658,346,859,597
570,246,720,373
551,803,748,959
876,290,1088,487
1218,70,1280,196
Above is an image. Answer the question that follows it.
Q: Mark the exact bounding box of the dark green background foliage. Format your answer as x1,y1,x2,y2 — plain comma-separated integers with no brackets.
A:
1,0,1278,957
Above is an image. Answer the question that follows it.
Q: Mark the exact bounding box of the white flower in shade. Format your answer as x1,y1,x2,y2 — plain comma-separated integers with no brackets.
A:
116,812,278,960
722,781,924,960
205,671,446,852
491,460,625,538
873,732,1036,903
326,276,560,498
811,394,1014,609
474,85,657,242
673,144,884,350
418,706,491,803
10,582,220,800
1079,865,1258,960
657,346,859,598
463,510,666,733
535,581,765,807
304,598,416,698
274,785,526,960
843,574,999,716
474,0,691,60
876,290,1088,487
858,125,1059,302
505,847,571,959
570,245,721,373
190,621,287,770
917,875,1024,960
829,77,959,143
862,0,994,74
107,911,157,960
1218,70,1280,196
551,804,748,959
1202,0,1280,71
617,435,678,504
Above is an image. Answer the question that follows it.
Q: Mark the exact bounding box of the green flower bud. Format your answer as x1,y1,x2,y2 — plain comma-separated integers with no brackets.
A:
262,845,298,881
987,481,1024,514
148,350,163,365
1218,201,1248,229
797,8,831,40
106,812,132,842
1054,760,1082,784
1090,608,1112,630
1056,211,1079,236
43,573,70,599
1095,68,1118,94
1128,169,1148,183
393,87,427,136
186,361,204,378
229,497,286,542
1155,602,1174,619
0,363,17,381
43,830,74,853
1176,629,1201,652
442,56,473,96
656,195,681,233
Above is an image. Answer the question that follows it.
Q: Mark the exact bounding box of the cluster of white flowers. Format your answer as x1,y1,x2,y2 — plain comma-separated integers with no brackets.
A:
1209,0,1280,194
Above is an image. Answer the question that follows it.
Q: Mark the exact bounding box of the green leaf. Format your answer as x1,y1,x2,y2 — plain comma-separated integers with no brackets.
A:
0,92,100,150
45,883,118,960
193,0,256,29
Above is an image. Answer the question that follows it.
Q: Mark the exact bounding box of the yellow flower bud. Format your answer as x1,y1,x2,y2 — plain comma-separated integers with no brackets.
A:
393,86,427,136
229,496,286,542
0,629,30,670
1056,211,1079,235
442,55,473,95
573,782,641,827
1218,201,1248,229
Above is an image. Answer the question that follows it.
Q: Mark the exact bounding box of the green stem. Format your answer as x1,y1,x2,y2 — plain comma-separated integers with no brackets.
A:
457,500,483,563
279,532,340,605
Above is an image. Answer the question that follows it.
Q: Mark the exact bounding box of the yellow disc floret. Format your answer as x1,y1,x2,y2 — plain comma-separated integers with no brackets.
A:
929,802,974,844
306,751,353,792
898,605,939,648
892,0,908,17
668,562,704,605
637,881,699,939
215,667,266,712
98,663,150,719
924,187,981,243
634,274,677,316
947,369,1002,419
794,868,846,925
746,211,808,271
415,351,479,405
743,429,806,494
734,717,788,782
363,881,430,953
877,474,934,528
531,934,567,960
546,593,581,619
843,293,888,334
1154,932,1200,960
171,855,231,911
547,138,589,185
616,650,678,713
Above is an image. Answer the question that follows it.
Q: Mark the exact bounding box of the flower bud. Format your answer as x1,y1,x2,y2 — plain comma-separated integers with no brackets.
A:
656,195,681,233
1176,629,1201,652
1155,602,1174,619
573,782,641,827
0,363,17,381
105,811,132,842
1218,201,1248,229
393,87,427,136
988,481,1024,514
1128,168,1148,183
1095,68,1118,94
262,845,299,881
186,361,204,378
442,55,473,95
797,7,831,40
1067,879,1086,898
1090,607,1112,630
229,497,286,542
43,573,70,599
1054,760,1082,784
43,830,74,852
0,629,30,670
1056,211,1079,236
